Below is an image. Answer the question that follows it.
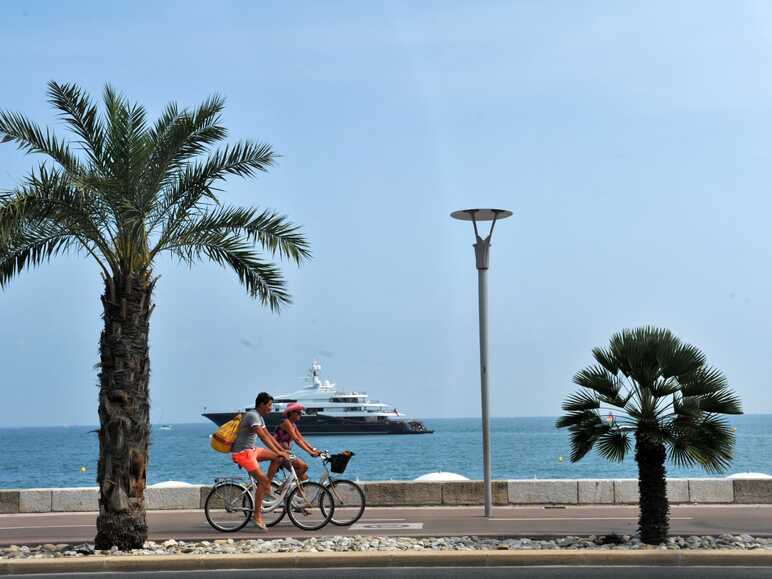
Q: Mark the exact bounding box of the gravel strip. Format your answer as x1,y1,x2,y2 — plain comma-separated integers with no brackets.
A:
1,534,771,559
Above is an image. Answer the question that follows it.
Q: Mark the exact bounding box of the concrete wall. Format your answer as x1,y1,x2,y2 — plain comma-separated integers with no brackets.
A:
360,478,739,506
0,479,768,514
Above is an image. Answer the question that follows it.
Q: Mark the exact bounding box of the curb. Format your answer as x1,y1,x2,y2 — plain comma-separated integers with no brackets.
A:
2,549,772,574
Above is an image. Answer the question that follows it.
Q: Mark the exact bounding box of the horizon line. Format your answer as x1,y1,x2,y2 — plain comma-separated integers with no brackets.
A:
0,413,768,430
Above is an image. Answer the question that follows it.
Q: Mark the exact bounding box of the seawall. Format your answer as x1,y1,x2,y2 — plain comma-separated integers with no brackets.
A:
1,478,770,514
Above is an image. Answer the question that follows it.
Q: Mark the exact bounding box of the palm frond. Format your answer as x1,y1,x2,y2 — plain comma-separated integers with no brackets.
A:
592,346,618,374
565,413,606,462
139,95,228,210
568,431,596,463
556,410,607,462
666,438,699,470
555,410,597,429
561,391,601,412
241,209,310,263
681,367,729,397
154,205,310,264
697,389,743,415
102,84,134,184
147,141,277,246
0,223,79,287
666,415,735,472
163,231,290,311
609,326,674,383
0,167,116,271
46,81,105,168
672,394,701,418
0,111,82,174
194,140,276,181
658,342,705,379
573,365,622,399
650,377,681,398
126,102,150,182
595,429,630,462
147,95,227,173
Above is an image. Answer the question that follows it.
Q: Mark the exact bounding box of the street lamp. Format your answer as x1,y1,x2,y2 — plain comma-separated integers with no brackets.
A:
450,208,513,517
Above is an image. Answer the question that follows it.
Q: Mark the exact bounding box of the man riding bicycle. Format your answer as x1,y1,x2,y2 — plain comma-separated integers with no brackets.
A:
267,402,320,483
230,392,290,531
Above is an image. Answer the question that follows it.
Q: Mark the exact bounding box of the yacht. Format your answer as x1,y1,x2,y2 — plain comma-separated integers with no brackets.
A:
202,362,432,435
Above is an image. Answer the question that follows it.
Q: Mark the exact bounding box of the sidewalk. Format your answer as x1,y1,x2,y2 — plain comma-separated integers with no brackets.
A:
1,504,772,546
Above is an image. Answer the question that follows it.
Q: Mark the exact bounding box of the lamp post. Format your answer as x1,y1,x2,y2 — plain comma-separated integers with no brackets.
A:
450,208,512,517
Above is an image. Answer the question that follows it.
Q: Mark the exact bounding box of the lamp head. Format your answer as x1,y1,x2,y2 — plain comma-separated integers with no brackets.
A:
450,208,512,221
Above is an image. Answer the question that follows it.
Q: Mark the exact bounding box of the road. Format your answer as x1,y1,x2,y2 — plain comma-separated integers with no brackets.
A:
4,568,772,579
1,504,771,545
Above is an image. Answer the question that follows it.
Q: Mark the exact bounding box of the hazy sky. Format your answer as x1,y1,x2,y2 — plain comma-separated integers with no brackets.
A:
1,1,772,427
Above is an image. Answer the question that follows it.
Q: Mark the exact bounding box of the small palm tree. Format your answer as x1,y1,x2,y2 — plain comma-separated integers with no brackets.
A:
0,82,310,550
557,326,742,544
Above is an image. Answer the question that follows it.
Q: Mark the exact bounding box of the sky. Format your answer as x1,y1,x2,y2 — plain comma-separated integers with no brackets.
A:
1,1,772,427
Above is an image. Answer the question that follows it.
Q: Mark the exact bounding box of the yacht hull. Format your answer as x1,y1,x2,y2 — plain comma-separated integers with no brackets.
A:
202,412,433,435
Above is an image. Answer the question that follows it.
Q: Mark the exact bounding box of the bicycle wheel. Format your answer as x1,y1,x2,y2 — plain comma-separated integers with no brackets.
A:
285,481,335,531
324,479,366,526
204,482,254,532
262,480,286,527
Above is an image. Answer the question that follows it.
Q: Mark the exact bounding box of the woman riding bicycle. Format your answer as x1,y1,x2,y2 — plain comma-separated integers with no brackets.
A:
267,402,321,482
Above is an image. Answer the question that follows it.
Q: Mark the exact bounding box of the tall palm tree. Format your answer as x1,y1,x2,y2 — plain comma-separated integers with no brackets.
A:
0,82,310,550
557,326,742,545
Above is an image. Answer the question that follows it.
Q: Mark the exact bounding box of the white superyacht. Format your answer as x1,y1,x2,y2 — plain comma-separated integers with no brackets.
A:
203,362,432,435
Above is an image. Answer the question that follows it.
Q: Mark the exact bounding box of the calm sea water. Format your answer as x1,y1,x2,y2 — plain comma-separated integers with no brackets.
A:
1,416,770,488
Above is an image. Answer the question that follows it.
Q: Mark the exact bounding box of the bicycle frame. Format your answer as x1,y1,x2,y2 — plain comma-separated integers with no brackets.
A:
316,451,347,502
215,453,304,515
259,451,346,506
260,453,324,513
319,460,333,486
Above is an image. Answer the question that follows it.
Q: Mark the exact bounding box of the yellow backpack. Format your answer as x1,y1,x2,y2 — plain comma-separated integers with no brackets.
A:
210,413,243,453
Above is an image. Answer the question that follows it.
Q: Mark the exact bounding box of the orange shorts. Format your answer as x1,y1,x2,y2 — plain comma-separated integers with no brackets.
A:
231,448,275,472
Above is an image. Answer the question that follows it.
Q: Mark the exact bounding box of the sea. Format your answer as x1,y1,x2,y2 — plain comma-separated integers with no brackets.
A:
1,416,770,489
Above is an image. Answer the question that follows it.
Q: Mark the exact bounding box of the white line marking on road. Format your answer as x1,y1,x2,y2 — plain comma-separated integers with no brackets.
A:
361,518,406,522
491,517,693,522
350,522,424,530
0,524,95,530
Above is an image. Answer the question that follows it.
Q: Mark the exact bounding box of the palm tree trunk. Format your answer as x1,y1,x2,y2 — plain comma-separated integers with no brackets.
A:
635,433,670,544
94,273,155,551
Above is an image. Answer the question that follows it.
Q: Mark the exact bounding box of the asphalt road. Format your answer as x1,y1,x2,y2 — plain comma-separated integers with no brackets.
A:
4,567,772,579
1,504,771,546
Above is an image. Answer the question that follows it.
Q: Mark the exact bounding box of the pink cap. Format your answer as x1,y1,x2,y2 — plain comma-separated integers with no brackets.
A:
284,402,305,416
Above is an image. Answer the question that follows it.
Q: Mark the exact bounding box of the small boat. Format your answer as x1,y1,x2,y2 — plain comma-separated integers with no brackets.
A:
202,361,433,435
159,425,173,431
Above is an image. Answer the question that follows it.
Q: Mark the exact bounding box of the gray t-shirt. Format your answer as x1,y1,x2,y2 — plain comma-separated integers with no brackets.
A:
231,410,266,453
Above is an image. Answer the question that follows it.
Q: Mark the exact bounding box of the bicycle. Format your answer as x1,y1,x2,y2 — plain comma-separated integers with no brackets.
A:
269,449,366,526
316,450,366,526
204,453,335,532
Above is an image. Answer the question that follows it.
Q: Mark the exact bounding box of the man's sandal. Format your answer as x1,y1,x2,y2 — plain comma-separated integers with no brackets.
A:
250,519,268,532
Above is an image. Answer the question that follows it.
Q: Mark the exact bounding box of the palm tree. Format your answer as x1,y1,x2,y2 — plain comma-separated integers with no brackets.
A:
556,326,742,545
0,82,310,550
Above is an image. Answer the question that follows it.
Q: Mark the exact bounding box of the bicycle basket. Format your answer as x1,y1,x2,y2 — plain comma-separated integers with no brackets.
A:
327,451,354,474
